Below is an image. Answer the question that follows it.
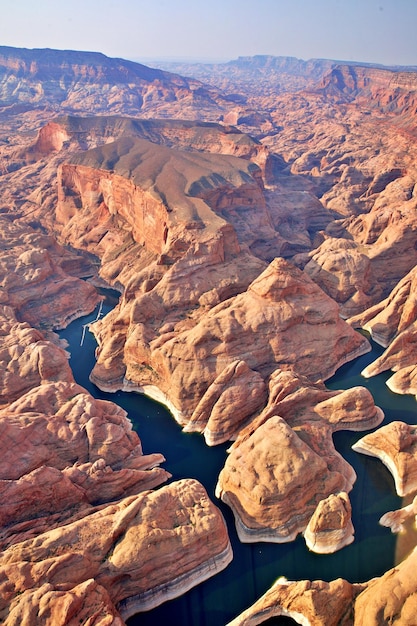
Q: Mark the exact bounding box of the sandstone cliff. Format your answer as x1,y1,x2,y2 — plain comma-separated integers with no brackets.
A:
0,45,232,119
348,264,417,399
0,479,232,624
227,547,417,626
2,46,417,624
216,370,383,546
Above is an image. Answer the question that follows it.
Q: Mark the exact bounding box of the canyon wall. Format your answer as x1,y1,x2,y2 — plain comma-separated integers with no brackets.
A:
1,47,417,624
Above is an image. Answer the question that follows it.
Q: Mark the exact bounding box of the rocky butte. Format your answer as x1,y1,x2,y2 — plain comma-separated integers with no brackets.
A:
0,46,417,624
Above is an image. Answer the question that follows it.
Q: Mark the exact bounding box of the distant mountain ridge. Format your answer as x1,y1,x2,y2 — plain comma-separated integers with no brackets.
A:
0,45,234,119
148,54,417,96
2,46,417,127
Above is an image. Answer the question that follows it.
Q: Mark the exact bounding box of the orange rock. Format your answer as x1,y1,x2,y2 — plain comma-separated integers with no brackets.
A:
217,369,383,545
0,480,232,622
4,580,125,626
353,421,417,497
304,492,354,554
228,546,417,626
298,236,382,317
380,494,417,534
0,215,100,330
0,309,73,406
216,415,347,543
185,359,267,445
226,576,357,626
353,547,417,625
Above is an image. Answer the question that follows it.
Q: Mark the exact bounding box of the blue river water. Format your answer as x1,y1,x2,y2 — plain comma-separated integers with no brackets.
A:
59,301,417,626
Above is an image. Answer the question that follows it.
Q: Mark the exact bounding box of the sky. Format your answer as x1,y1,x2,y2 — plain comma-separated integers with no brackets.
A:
0,0,416,67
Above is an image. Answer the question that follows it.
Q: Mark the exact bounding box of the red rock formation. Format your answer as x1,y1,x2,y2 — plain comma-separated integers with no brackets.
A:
228,547,417,625
3,45,417,624
304,492,354,554
102,257,369,430
3,580,125,626
353,421,417,497
349,264,417,398
226,577,358,626
380,494,417,534
0,215,100,330
0,380,172,546
295,236,382,317
217,415,344,543
0,479,232,624
352,547,417,625
0,308,72,406
0,46,230,119
216,370,383,544
184,359,268,446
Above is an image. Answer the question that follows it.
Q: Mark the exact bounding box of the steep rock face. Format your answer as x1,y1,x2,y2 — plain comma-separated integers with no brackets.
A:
353,421,417,497
36,115,274,176
0,46,230,119
349,264,417,398
216,369,383,543
3,46,417,624
304,492,354,554
228,547,417,626
319,64,417,114
0,121,236,620
0,215,100,329
56,135,267,260
99,257,370,427
54,135,370,430
0,479,232,624
0,380,170,547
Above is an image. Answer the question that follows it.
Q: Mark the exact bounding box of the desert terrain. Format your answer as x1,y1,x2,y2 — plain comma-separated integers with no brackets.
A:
1,46,417,624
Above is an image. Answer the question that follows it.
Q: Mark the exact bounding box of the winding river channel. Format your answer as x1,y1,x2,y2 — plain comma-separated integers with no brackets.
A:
59,299,417,626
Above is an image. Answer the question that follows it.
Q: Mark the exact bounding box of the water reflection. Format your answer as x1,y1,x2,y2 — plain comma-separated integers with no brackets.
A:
59,308,416,626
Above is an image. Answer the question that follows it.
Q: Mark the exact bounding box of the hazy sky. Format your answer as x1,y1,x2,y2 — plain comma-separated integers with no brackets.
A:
1,0,416,66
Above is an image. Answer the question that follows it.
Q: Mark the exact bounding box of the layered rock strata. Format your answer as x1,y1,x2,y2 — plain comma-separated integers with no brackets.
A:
53,136,370,435
380,494,417,534
2,46,417,623
303,492,354,554
227,547,417,626
0,380,173,545
92,256,370,430
0,479,232,624
0,133,235,621
352,421,417,497
349,264,417,399
216,370,383,544
0,215,99,329
0,307,72,406
0,46,232,119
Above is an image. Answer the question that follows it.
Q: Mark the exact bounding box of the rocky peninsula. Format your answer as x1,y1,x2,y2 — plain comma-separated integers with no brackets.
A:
1,46,417,624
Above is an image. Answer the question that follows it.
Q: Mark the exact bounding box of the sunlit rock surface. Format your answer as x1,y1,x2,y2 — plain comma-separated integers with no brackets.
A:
228,548,417,626
349,265,417,400
226,576,358,626
216,370,383,543
304,492,354,554
353,421,417,497
2,46,417,624
0,479,232,624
